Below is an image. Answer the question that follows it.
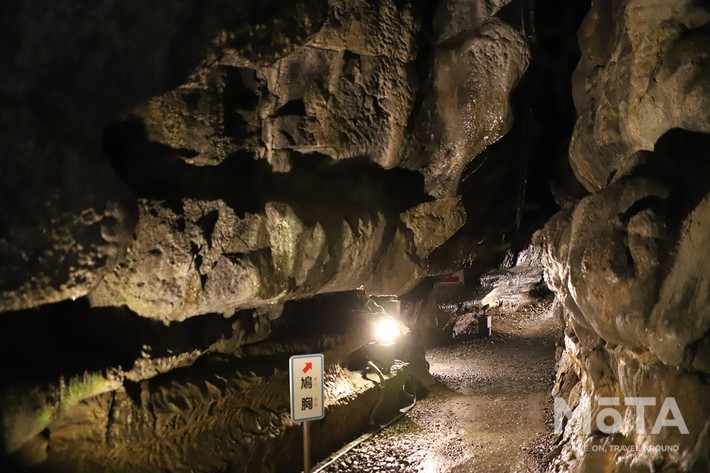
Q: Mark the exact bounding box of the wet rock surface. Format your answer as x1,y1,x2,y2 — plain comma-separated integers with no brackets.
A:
88,196,464,322
421,17,530,197
0,0,545,466
402,240,549,346
0,298,277,457
543,0,710,469
319,299,558,473
0,0,326,314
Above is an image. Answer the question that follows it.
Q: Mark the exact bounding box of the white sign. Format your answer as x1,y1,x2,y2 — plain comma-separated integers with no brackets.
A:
289,354,325,422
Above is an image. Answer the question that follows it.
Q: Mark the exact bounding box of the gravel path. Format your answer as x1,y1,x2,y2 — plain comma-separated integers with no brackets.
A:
318,300,559,473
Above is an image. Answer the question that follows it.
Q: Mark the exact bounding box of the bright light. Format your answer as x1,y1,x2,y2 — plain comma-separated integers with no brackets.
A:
374,317,401,343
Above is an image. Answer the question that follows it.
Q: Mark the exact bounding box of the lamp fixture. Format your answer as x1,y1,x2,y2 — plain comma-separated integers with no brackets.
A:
373,316,401,344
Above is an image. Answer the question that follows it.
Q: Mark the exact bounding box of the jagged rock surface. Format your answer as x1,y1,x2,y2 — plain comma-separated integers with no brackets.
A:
401,240,549,346
0,300,279,455
0,0,328,314
84,0,530,321
409,16,531,197
544,0,710,469
0,0,532,319
0,0,533,470
569,0,710,191
90,197,464,322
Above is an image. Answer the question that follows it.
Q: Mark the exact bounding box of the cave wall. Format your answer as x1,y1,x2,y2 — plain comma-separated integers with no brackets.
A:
0,0,534,470
9,1,710,473
0,0,534,323
544,1,710,471
1,0,466,321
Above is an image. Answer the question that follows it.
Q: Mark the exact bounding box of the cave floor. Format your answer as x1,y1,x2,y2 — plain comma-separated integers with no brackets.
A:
318,300,559,473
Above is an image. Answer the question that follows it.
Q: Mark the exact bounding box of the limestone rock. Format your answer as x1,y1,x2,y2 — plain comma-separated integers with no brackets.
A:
650,192,710,366
265,47,416,169
1,370,123,454
433,0,514,45
550,176,671,348
209,0,328,66
87,0,486,321
89,199,263,321
0,0,327,314
9,294,420,472
309,0,419,62
90,198,464,322
546,129,710,356
0,299,279,455
364,198,466,296
479,243,547,310
400,198,467,261
418,18,531,197
570,0,710,190
544,132,710,472
79,0,527,325
0,167,135,312
137,82,248,167
0,0,549,469
133,0,419,171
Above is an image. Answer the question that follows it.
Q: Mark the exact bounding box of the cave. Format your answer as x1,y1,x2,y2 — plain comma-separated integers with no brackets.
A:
2,0,709,472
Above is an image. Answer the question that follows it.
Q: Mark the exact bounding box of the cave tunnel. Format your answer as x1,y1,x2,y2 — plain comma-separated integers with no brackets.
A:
2,0,710,472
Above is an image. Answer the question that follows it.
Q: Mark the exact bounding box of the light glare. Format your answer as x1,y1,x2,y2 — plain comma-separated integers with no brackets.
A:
374,317,401,343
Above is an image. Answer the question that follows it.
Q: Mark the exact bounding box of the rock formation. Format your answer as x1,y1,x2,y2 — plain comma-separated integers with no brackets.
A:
2,0,533,321
1,0,532,471
7,0,708,471
544,1,710,471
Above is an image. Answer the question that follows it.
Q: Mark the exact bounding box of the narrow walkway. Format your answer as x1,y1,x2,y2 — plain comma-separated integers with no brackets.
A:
320,300,559,473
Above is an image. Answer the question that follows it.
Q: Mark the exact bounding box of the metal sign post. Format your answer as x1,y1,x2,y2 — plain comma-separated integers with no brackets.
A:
303,420,311,473
289,354,325,473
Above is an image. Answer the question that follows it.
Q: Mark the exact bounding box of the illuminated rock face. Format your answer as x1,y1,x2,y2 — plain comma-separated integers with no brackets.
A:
0,0,534,320
569,0,710,191
420,17,530,197
82,0,534,322
4,1,710,472
88,197,464,322
544,1,710,471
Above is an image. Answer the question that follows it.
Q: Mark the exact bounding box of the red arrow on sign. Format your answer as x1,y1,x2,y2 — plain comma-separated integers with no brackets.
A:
303,362,313,373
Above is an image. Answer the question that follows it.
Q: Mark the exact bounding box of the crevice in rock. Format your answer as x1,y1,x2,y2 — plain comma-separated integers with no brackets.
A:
281,156,430,213
455,0,590,256
642,129,710,225
104,118,431,220
618,195,667,224
196,210,220,246
223,66,260,112
105,390,116,446
0,298,251,387
123,380,143,408
104,118,271,216
223,66,262,141
276,98,307,117
401,0,439,170
269,291,368,340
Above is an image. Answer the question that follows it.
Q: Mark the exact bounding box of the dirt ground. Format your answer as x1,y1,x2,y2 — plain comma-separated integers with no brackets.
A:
318,299,560,473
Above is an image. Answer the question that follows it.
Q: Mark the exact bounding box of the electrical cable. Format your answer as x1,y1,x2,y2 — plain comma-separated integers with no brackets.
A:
366,361,385,426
